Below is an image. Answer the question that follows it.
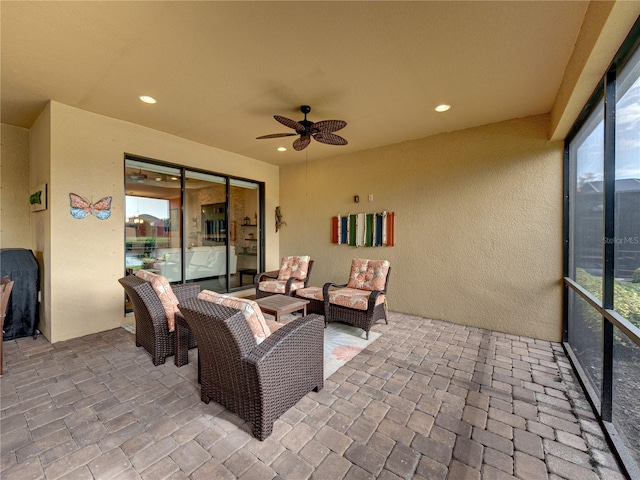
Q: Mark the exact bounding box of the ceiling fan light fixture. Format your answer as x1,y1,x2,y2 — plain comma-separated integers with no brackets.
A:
435,104,451,112
139,95,157,104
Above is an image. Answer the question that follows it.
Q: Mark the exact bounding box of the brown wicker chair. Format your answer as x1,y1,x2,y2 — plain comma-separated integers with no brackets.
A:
254,258,314,299
118,275,198,366
178,297,324,440
323,260,391,339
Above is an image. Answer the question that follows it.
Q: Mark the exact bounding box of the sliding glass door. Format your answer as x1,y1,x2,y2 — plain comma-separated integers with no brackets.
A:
124,156,263,296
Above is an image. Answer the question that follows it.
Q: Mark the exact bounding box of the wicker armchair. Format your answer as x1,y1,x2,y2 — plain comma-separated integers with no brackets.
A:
323,259,391,339
119,275,198,366
178,297,324,440
255,256,314,299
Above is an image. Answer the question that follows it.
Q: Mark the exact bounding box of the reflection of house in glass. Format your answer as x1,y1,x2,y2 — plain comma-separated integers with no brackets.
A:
575,179,640,278
125,213,171,270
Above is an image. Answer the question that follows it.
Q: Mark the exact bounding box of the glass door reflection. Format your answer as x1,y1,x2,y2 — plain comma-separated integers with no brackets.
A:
230,179,261,289
185,171,232,291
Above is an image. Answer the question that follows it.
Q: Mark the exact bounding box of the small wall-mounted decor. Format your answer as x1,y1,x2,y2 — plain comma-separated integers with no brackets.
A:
331,211,395,247
29,184,47,212
69,193,112,220
275,206,286,233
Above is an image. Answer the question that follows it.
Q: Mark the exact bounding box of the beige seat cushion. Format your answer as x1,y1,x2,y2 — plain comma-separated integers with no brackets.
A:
197,290,271,344
265,319,285,334
134,269,179,332
259,279,305,294
328,287,386,311
295,286,324,301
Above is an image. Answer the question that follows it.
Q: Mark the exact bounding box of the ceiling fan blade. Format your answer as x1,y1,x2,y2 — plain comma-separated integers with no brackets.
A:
256,133,298,139
274,115,305,131
311,120,347,134
293,135,311,151
313,132,348,146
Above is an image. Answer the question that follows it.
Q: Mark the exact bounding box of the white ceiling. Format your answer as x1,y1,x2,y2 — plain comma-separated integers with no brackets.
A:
0,1,601,166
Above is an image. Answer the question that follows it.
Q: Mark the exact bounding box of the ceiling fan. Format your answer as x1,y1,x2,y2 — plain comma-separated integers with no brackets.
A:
256,105,348,151
128,169,147,181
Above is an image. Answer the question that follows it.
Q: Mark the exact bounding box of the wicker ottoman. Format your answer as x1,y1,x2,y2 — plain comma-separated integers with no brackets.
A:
295,286,325,315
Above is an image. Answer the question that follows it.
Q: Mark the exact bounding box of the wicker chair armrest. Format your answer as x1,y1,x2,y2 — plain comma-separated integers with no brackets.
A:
172,283,201,302
322,282,347,298
366,289,385,309
283,273,309,291
245,314,324,366
254,270,279,284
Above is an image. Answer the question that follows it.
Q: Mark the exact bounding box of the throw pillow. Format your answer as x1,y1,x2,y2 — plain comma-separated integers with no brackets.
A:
134,269,180,332
197,290,271,344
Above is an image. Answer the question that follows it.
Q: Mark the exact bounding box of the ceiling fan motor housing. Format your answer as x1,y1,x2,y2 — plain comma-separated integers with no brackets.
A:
297,106,313,134
297,120,313,135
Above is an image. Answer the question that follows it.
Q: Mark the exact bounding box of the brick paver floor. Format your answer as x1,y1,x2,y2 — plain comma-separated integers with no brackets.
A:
0,312,628,479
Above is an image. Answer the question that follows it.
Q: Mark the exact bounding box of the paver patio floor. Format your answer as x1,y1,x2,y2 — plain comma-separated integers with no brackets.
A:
0,312,627,479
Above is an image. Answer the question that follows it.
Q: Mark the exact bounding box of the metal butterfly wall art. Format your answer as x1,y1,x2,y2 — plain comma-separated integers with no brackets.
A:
69,193,112,220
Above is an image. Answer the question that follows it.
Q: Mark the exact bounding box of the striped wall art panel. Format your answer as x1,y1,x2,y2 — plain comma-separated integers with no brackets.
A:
331,212,395,247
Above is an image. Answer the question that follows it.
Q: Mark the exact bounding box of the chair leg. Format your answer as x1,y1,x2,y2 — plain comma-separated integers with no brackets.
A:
153,355,166,366
174,322,190,368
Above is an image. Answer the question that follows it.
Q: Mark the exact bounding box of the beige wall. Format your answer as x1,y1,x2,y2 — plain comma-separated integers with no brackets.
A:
33,101,279,343
1,124,31,248
280,114,563,341
7,104,563,343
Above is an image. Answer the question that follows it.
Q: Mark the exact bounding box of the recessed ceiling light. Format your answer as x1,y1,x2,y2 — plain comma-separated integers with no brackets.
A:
435,104,451,112
277,147,287,152
155,176,162,181
139,95,157,104
170,176,178,181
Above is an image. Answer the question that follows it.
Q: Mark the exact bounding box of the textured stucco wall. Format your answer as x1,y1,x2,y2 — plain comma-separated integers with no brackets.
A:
1,124,31,249
280,114,563,341
36,101,279,343
29,107,52,340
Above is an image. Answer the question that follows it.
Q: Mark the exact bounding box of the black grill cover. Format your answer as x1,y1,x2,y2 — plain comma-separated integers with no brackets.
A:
1,249,39,339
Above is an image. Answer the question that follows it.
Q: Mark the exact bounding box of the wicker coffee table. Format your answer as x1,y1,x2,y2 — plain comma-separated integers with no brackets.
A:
255,294,310,322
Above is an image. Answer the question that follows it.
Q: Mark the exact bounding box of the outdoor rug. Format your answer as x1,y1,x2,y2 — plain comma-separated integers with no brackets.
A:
322,322,381,379
121,318,380,379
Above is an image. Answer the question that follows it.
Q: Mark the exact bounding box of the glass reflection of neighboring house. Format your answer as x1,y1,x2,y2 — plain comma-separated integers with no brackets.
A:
125,213,169,270
575,178,640,279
